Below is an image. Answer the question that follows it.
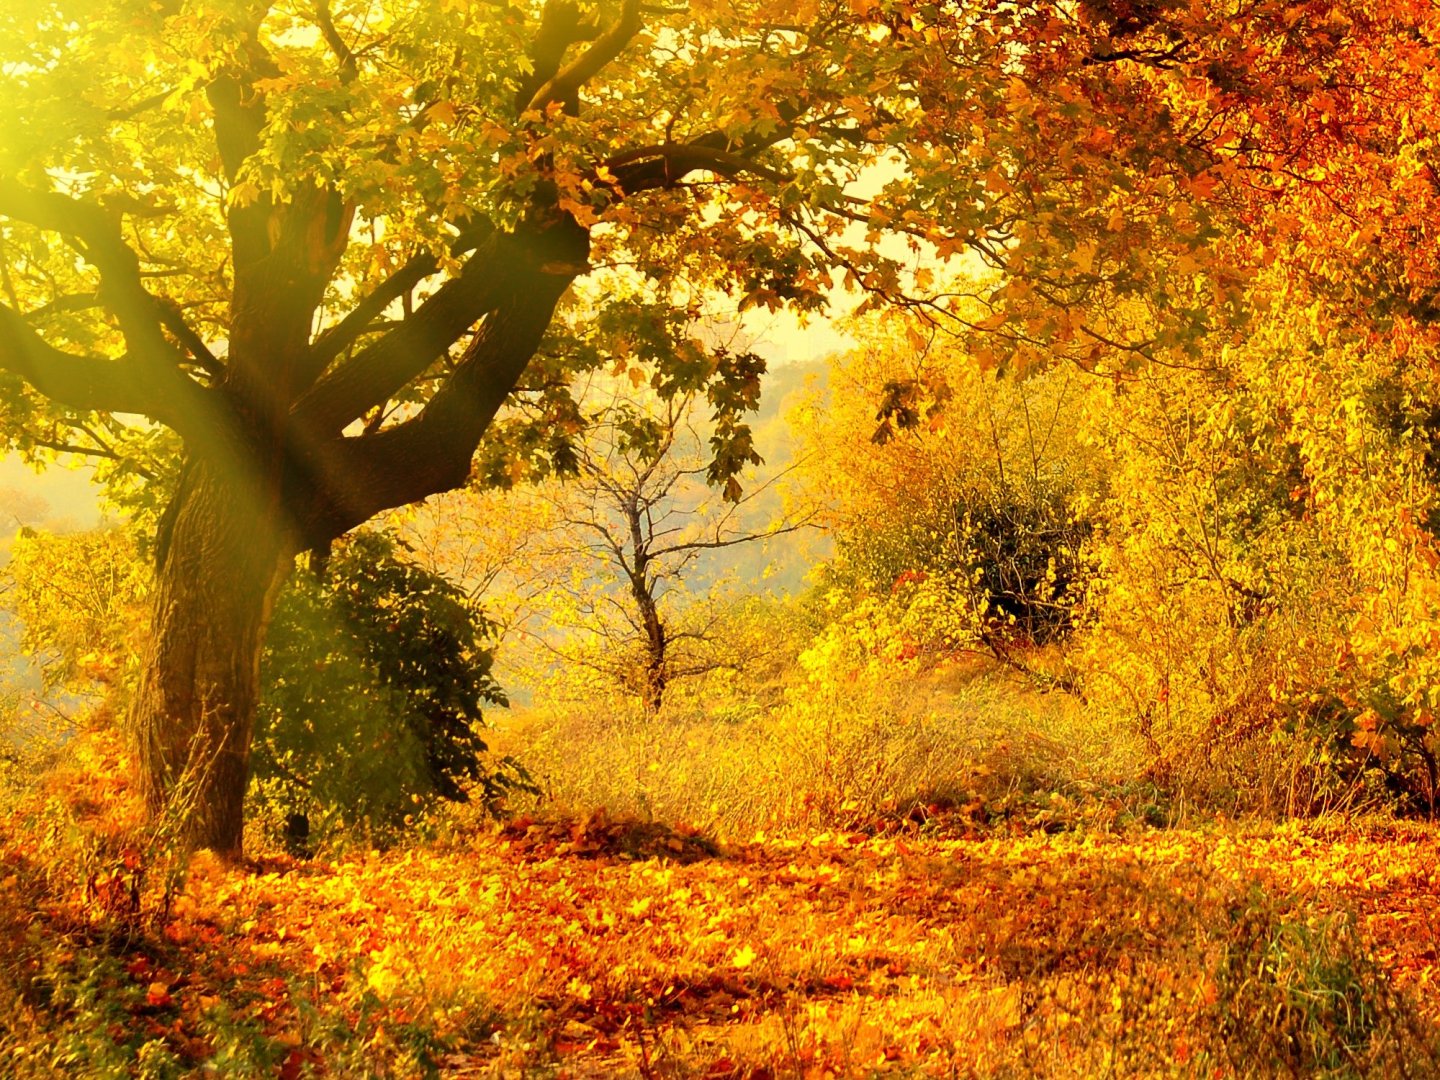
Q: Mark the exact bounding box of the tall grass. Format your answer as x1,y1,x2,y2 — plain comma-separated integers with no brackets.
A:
493,665,1148,838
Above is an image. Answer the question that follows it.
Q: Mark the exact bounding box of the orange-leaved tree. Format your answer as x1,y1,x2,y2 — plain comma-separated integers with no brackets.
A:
0,0,1404,854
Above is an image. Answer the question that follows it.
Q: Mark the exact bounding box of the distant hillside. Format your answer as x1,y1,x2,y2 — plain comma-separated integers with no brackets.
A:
700,354,831,597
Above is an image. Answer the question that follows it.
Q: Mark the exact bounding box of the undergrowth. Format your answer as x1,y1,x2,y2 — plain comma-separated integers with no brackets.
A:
494,666,1153,840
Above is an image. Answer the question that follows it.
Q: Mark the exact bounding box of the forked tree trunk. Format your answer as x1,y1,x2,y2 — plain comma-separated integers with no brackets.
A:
130,461,292,858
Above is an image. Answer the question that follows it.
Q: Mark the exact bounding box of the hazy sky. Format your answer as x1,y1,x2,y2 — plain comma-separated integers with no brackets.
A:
1,456,102,537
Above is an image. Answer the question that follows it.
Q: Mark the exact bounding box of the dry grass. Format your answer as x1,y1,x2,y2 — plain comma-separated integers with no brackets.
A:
2,673,1438,1077
493,664,1148,841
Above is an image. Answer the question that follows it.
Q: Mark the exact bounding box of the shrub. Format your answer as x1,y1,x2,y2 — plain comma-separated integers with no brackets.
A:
795,331,1105,678
955,474,1093,648
251,531,524,848
1074,314,1440,818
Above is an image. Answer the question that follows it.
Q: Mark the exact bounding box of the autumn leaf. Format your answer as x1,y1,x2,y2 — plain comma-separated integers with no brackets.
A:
145,982,173,1008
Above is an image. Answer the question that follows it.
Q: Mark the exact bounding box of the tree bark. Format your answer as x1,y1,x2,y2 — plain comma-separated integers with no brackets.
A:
130,459,293,859
627,534,668,716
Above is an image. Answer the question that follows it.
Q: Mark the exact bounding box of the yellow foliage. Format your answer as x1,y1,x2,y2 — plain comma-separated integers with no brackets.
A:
1077,289,1440,813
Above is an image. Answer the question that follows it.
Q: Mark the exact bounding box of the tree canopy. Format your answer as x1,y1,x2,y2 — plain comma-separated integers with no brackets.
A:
6,0,1418,510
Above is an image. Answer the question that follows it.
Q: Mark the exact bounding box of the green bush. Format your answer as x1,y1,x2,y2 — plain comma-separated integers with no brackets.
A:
251,531,524,848
955,475,1093,648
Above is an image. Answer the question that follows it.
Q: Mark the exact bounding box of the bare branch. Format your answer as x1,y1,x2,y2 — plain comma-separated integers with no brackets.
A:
650,518,810,560
26,433,155,480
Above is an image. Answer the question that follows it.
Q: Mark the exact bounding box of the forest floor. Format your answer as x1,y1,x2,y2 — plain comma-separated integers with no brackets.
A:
6,811,1440,1077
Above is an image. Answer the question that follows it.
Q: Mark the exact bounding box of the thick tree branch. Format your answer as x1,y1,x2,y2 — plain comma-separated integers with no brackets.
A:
294,221,586,437
607,118,799,194
605,142,794,188
0,182,213,435
105,89,175,123
313,0,358,81
523,0,643,115
26,293,101,319
292,241,508,435
156,298,223,376
302,223,491,388
0,304,168,419
304,253,440,385
0,181,185,364
205,5,275,183
290,238,586,542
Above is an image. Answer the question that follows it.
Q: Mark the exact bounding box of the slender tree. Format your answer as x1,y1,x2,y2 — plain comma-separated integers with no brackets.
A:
543,377,808,714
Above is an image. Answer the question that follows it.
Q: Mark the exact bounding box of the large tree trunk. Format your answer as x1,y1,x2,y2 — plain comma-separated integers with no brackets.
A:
130,460,293,859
